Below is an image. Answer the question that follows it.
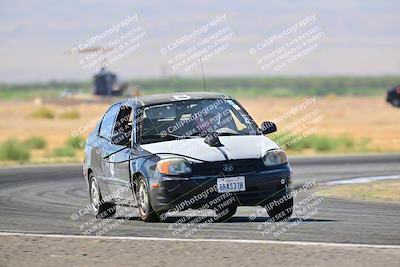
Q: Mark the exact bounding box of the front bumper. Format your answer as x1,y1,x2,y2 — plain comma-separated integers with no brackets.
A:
149,163,292,212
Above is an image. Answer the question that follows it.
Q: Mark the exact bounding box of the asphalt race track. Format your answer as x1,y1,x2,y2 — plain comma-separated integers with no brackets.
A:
0,154,399,246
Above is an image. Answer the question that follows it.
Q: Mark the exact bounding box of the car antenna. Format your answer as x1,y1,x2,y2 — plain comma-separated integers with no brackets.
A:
200,56,208,92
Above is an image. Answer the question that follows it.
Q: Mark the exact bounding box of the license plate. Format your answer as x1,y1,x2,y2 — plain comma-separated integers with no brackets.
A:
217,176,246,193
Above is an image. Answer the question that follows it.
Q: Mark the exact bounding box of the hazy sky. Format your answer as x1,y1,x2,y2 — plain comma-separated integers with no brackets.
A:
1,0,399,83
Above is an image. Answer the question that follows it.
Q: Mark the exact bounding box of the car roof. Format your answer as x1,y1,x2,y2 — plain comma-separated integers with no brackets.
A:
121,92,231,107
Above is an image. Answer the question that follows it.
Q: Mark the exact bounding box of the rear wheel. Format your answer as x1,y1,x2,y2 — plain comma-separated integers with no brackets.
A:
266,196,293,222
89,173,116,219
137,176,159,222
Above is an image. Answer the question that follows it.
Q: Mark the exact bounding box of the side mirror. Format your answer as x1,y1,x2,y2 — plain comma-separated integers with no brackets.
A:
260,121,277,134
111,132,130,146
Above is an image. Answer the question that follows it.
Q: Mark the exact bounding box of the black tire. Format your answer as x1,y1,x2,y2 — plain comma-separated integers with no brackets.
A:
137,176,159,222
89,173,116,219
266,196,293,222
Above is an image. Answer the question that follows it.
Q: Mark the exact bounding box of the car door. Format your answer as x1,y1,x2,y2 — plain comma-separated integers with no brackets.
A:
97,103,121,196
107,103,135,202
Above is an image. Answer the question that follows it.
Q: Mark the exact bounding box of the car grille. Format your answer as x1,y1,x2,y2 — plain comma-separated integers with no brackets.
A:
192,159,260,176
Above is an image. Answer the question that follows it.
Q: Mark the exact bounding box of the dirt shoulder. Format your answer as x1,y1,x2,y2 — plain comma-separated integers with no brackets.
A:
320,180,400,202
0,235,399,267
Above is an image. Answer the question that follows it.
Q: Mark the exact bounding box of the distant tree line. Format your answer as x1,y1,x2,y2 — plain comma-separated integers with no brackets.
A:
0,76,399,98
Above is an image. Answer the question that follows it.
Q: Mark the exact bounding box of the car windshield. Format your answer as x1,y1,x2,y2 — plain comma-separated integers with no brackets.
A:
139,98,260,144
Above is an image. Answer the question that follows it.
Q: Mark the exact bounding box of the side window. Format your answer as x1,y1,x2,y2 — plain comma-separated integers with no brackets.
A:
99,104,120,139
113,104,132,136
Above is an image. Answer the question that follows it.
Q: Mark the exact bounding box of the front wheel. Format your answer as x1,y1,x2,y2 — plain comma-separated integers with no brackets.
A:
266,196,293,222
137,176,159,222
89,174,116,219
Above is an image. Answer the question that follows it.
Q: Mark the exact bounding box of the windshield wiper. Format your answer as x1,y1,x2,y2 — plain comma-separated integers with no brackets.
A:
186,132,205,137
216,132,241,136
190,132,242,138
143,133,198,140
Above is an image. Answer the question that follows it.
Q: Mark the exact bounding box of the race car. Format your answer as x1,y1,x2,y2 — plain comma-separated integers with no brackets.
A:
386,85,400,107
83,92,293,222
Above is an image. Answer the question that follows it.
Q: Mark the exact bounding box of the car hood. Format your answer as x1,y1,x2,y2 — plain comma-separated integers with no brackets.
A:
140,135,280,162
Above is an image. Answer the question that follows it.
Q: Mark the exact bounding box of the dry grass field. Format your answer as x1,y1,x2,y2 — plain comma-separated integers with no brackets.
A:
241,96,400,152
0,96,398,164
320,180,400,202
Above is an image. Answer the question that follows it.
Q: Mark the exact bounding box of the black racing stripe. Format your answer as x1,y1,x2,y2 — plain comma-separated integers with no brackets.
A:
216,147,229,160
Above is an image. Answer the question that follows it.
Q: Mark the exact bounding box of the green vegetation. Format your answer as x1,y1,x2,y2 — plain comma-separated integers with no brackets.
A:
271,133,370,153
59,110,80,119
0,76,398,99
66,136,85,150
0,81,90,100
0,135,85,161
132,76,399,97
0,139,30,161
53,146,76,157
54,135,84,157
29,107,55,119
48,135,86,159
0,89,62,100
24,136,47,149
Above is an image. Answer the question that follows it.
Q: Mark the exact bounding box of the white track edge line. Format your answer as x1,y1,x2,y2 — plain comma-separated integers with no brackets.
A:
321,174,400,186
0,232,399,249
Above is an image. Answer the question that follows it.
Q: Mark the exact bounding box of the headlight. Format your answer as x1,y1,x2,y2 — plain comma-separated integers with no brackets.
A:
157,158,192,175
262,149,288,166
